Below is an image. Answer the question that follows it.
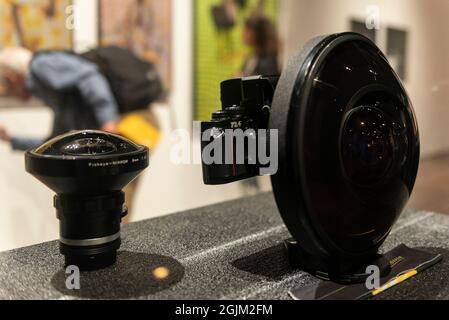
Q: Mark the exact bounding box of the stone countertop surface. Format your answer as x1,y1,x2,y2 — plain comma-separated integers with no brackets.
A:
0,193,448,300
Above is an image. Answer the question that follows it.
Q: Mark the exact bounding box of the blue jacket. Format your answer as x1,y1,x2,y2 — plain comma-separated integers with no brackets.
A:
11,52,120,151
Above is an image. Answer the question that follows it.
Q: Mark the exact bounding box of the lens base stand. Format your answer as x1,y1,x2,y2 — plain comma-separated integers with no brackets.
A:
61,238,121,271
284,238,391,285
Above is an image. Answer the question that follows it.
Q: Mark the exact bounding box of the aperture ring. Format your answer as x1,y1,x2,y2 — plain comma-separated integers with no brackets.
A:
54,192,125,214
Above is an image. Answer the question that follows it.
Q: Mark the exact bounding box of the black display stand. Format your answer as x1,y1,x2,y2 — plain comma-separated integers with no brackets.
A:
0,194,448,300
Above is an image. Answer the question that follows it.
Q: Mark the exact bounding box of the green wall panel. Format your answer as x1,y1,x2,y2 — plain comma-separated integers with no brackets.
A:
194,0,278,121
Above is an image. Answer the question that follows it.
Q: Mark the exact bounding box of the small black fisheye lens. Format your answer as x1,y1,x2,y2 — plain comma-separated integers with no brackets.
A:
25,130,149,271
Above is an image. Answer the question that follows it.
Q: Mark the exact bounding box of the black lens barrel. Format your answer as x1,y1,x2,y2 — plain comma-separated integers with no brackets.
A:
55,191,126,271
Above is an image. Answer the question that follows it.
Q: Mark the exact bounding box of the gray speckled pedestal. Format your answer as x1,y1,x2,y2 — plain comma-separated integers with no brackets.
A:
0,193,448,300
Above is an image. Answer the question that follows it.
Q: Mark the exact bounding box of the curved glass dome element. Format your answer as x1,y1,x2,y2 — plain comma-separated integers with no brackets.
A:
300,39,419,253
270,33,419,262
25,130,149,194
340,105,408,187
32,130,143,157
61,138,117,156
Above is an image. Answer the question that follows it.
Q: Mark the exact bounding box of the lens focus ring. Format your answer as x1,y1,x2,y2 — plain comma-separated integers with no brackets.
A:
54,192,125,215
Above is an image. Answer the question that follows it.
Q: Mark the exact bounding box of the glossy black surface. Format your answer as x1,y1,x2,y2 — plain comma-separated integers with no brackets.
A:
61,138,117,156
32,130,142,157
341,105,407,187
297,38,419,254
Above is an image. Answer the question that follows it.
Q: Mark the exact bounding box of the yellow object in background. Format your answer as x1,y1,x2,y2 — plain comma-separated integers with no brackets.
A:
118,114,161,150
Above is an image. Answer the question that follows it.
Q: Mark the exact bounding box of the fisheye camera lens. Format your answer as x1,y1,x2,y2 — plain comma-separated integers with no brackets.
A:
25,130,149,271
201,33,420,279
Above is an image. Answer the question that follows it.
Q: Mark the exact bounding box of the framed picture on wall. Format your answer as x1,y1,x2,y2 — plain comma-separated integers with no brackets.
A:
98,0,172,89
194,0,279,120
350,19,377,43
194,0,279,121
0,0,73,97
387,27,408,81
350,19,408,81
0,0,73,51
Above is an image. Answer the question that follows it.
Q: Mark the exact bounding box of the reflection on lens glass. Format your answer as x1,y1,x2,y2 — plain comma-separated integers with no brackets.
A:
341,106,395,186
61,138,117,156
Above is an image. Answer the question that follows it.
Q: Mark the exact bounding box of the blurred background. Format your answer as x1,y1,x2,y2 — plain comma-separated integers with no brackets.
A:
0,0,448,252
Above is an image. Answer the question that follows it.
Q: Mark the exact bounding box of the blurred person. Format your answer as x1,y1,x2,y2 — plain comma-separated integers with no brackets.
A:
242,15,280,77
0,46,161,220
0,47,120,150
